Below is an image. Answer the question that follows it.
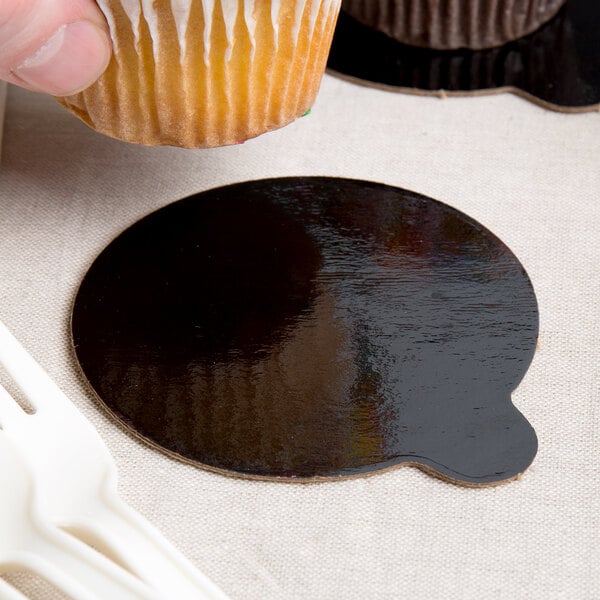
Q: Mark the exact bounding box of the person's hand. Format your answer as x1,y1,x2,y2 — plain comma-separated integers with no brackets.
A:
0,0,111,96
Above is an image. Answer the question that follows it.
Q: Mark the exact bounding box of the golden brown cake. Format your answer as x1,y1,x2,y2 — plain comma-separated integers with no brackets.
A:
341,0,566,50
58,1,341,147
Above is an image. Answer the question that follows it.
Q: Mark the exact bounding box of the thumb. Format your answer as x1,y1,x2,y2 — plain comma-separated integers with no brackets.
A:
0,0,111,96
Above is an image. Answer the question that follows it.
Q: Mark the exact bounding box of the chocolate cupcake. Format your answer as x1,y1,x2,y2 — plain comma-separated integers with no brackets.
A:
341,0,566,49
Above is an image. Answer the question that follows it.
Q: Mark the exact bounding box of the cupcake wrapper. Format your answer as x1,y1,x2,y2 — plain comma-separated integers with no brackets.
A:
59,0,341,147
341,0,565,49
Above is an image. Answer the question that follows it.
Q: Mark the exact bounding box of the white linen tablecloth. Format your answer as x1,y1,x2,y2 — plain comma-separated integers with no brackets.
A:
0,75,599,599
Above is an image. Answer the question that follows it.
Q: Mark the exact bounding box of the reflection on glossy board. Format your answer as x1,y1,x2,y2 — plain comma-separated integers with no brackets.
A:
327,0,600,112
72,177,539,486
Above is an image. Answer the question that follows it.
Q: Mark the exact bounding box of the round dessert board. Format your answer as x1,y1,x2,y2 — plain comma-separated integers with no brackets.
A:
72,177,539,486
328,0,600,113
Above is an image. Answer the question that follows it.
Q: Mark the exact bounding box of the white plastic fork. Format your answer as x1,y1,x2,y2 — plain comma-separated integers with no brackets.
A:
0,320,229,600
0,431,160,600
0,577,27,600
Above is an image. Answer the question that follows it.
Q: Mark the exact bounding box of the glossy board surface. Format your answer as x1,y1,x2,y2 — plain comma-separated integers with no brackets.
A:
72,178,539,485
327,0,600,112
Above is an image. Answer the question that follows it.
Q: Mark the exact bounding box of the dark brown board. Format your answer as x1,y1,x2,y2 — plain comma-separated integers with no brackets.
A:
327,0,600,113
72,178,539,486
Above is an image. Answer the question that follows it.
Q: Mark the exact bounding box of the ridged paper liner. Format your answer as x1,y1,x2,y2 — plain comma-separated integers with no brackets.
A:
341,0,565,49
58,0,341,148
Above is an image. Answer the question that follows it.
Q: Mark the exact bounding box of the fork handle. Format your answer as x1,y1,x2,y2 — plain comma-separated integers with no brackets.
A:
80,492,229,600
0,577,29,600
17,524,159,600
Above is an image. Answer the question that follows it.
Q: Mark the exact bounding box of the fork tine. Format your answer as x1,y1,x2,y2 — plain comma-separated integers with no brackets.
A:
0,577,29,600
0,382,26,425
0,320,64,413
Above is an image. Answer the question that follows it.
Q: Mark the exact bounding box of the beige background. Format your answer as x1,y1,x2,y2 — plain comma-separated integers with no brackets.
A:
0,74,599,599
0,82,7,160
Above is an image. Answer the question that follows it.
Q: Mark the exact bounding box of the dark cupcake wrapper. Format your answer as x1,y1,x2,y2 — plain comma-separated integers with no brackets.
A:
341,0,566,49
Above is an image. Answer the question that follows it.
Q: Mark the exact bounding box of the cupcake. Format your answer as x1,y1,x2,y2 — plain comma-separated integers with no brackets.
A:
341,0,566,50
58,0,341,147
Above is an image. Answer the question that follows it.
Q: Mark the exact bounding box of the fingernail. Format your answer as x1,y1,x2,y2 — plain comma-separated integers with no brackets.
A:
13,20,111,96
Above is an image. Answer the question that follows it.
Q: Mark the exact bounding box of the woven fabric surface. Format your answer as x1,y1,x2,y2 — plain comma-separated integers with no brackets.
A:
0,77,598,599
